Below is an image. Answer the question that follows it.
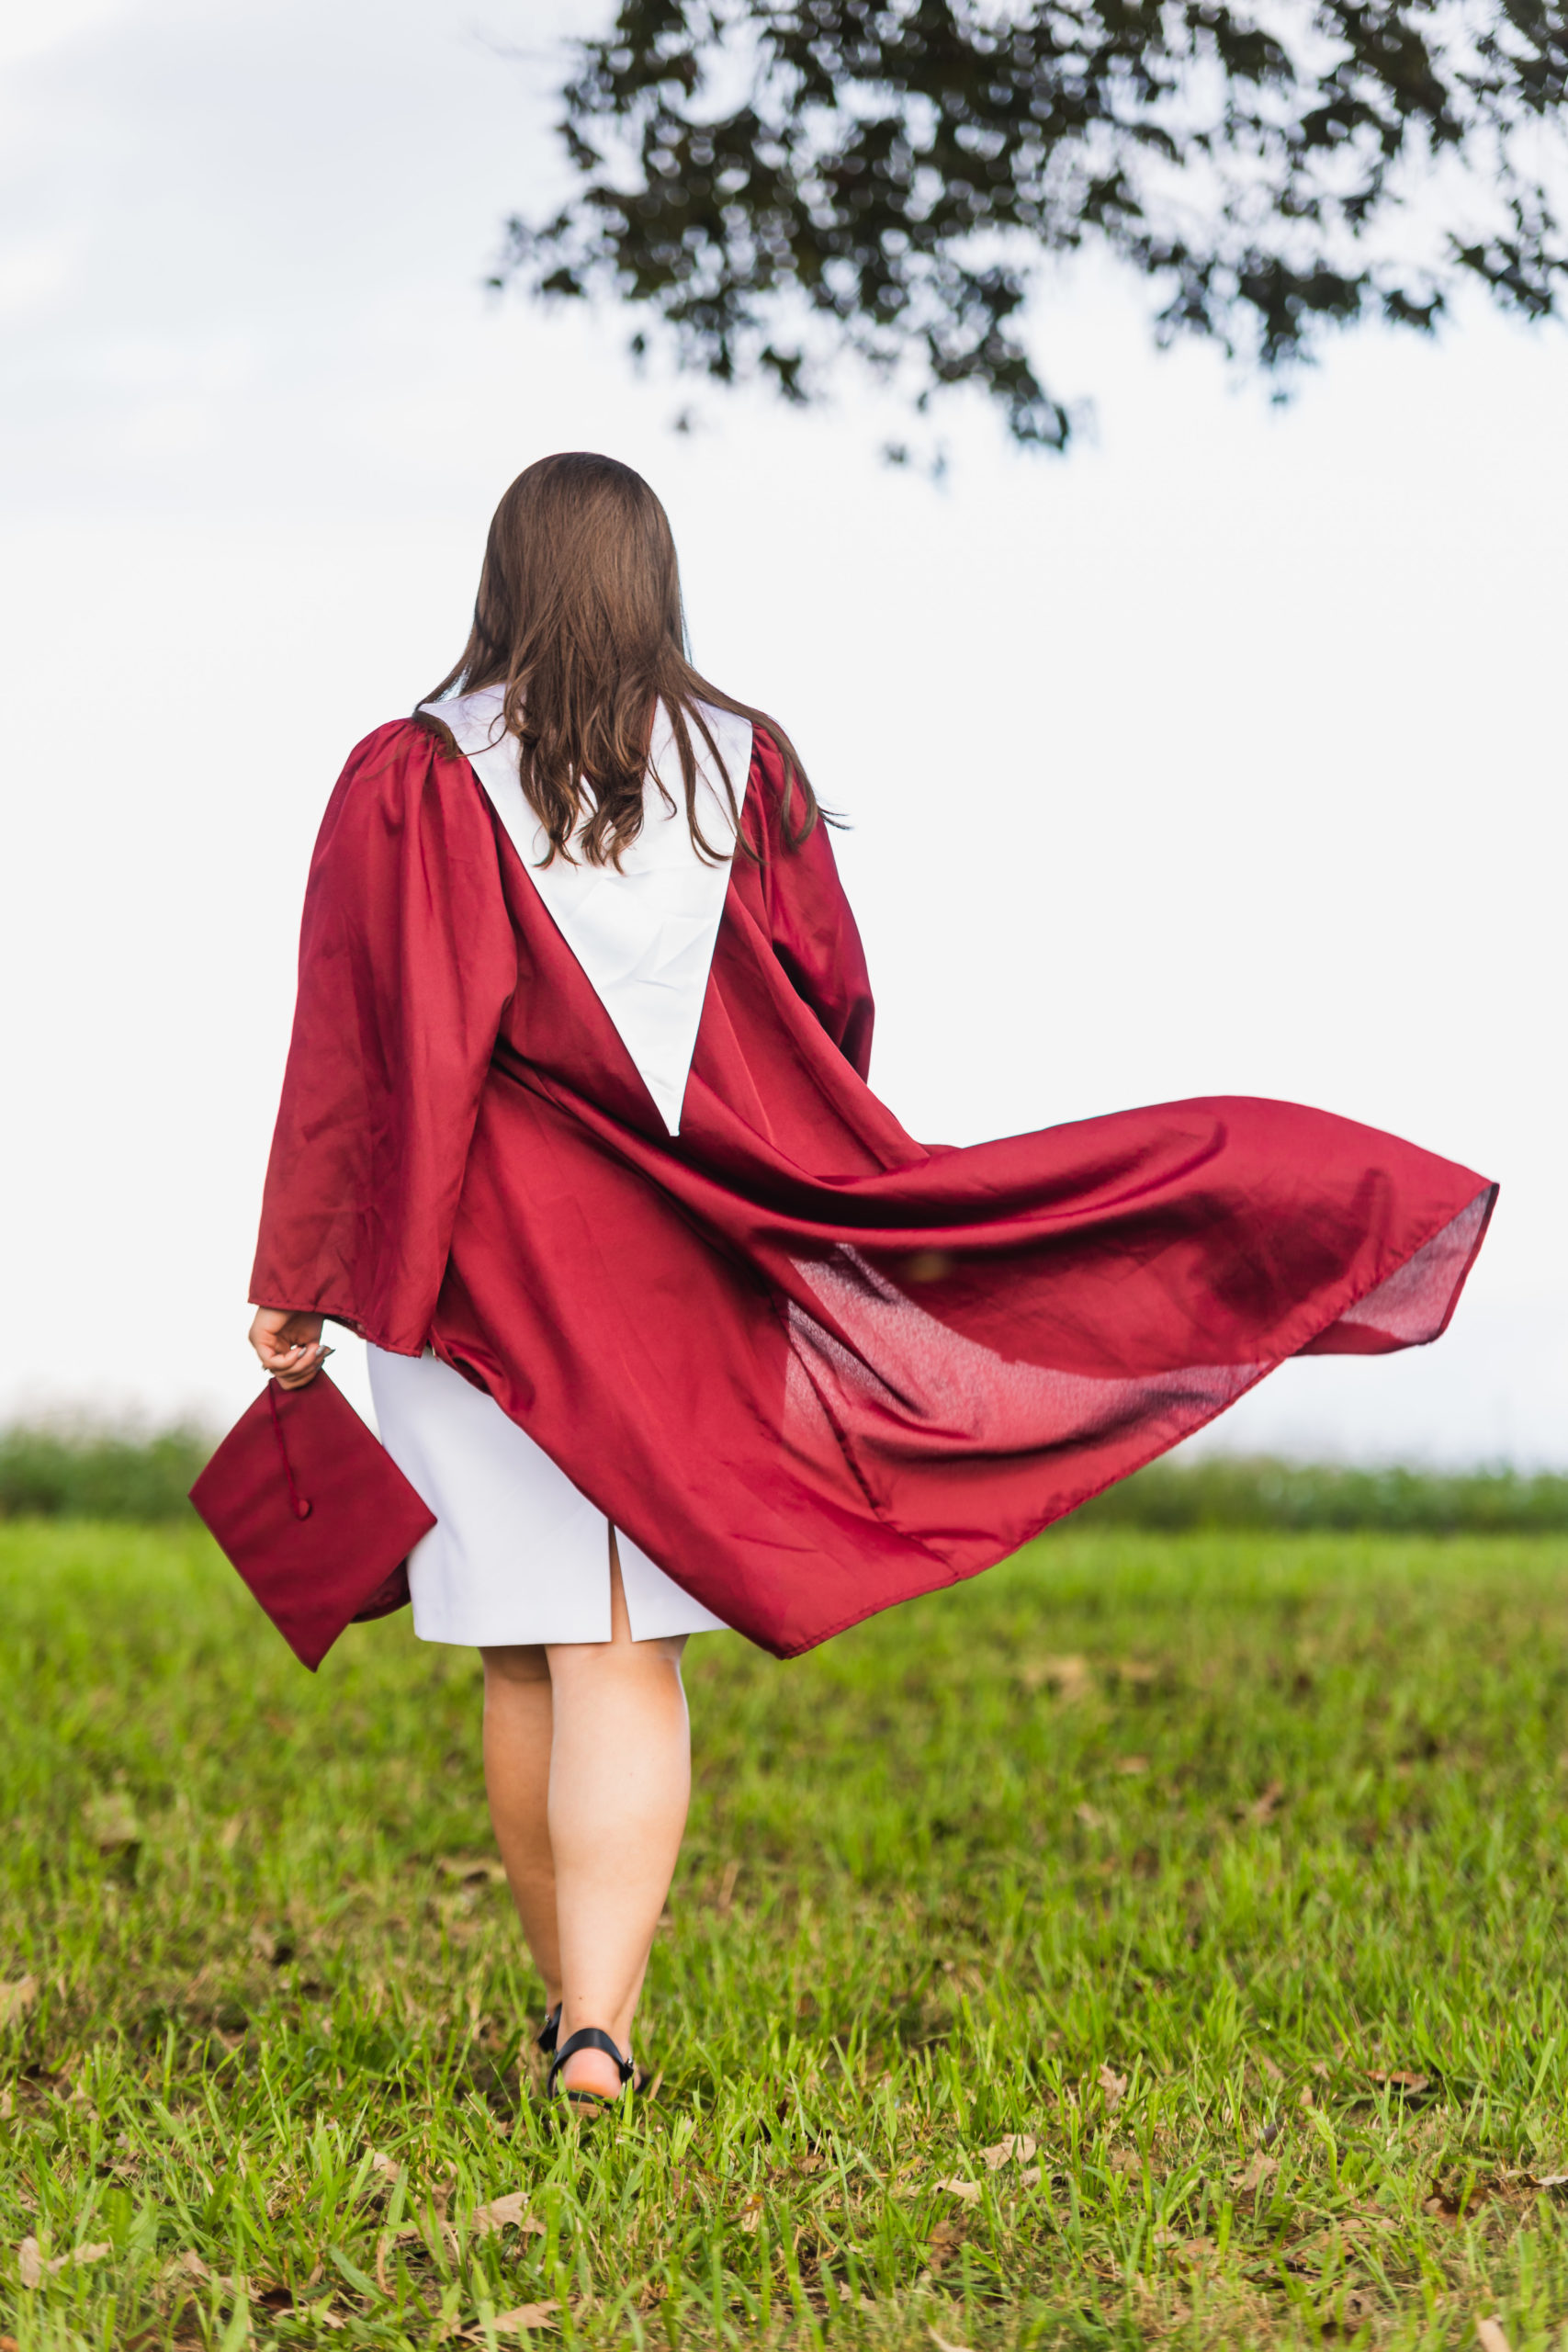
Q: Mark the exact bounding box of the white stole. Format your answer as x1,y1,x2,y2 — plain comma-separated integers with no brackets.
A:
425,685,752,1136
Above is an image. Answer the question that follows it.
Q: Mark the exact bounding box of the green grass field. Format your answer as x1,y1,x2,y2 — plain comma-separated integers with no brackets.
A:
4,1521,1568,2350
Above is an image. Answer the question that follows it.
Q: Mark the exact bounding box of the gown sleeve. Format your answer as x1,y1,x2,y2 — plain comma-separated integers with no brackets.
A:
249,719,517,1353
752,729,875,1080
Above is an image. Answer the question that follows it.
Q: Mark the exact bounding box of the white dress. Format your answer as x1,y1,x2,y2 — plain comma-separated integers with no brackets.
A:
367,686,749,1648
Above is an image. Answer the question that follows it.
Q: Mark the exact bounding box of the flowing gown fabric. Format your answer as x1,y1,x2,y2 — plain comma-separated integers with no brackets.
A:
253,717,1495,1658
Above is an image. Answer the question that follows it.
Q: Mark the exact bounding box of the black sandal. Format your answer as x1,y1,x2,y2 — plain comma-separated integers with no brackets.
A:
536,2003,561,2055
547,2026,633,2110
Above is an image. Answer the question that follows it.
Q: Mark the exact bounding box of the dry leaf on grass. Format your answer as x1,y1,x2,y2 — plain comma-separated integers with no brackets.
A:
1371,2068,1432,2096
1247,1780,1286,1825
979,2133,1037,2170
1232,2153,1279,2195
57,2244,109,2272
1099,2063,1128,2108
738,2194,762,2234
936,2177,982,2205
285,2295,343,2333
1475,2319,1514,2352
1532,2173,1568,2190
0,1977,38,2030
835,2279,876,2312
1294,2217,1382,2272
1258,2052,1285,2082
470,2190,545,2239
1425,2186,1491,2225
930,2332,977,2352
1114,1755,1149,1775
19,2238,111,2284
922,2220,961,2276
161,2249,248,2300
249,1922,291,1968
483,2303,561,2336
374,2233,401,2294
85,1792,141,1851
367,2150,399,2180
1020,1654,1092,1700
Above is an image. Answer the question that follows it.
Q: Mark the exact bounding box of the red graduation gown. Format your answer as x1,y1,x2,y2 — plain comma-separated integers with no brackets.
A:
252,718,1495,1657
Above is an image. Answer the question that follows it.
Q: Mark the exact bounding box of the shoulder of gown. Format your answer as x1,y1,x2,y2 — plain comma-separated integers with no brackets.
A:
310,714,491,852
743,724,875,1081
249,715,518,1351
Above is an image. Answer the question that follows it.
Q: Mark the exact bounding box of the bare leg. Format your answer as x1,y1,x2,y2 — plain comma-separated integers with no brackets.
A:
546,1536,691,2100
479,1643,561,2009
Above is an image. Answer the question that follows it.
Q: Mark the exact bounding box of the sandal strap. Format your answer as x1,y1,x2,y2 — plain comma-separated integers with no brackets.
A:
547,2026,633,2097
536,2003,561,2055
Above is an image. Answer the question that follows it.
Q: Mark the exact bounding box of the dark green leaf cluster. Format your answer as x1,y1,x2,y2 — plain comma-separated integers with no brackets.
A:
499,0,1568,444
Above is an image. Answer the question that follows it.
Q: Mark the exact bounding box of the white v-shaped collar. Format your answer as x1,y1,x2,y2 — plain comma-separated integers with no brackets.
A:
424,684,753,1135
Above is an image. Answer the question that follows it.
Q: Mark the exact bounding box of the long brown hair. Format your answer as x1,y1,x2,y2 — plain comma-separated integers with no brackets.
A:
419,453,819,868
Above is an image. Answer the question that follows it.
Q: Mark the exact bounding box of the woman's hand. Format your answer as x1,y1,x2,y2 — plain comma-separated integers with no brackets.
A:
249,1306,333,1389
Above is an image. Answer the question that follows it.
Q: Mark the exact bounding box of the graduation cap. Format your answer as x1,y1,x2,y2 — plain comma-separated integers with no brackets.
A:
190,1372,432,1669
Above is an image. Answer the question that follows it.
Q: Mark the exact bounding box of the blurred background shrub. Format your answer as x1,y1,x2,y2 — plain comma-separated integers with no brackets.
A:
0,1422,212,1522
1073,1455,1568,1533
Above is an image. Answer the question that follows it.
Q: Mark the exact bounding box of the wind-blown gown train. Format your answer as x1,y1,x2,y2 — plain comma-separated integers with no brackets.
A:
252,695,1495,1657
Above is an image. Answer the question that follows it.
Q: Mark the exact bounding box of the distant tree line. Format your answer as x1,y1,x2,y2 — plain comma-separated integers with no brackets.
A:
3,1421,1564,1531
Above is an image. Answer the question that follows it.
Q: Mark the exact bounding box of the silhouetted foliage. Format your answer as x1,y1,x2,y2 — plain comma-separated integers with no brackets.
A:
499,0,1568,446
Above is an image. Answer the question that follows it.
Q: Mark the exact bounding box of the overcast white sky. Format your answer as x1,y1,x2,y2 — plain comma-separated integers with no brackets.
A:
2,0,1563,1463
